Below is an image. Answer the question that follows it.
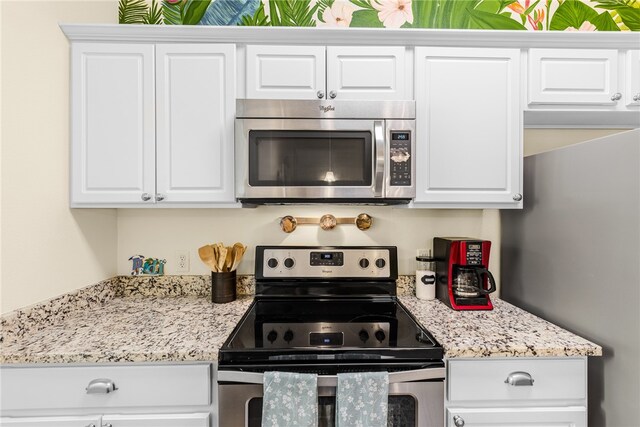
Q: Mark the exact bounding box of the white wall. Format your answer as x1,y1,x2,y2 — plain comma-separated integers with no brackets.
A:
0,1,119,314
117,207,501,278
523,129,625,157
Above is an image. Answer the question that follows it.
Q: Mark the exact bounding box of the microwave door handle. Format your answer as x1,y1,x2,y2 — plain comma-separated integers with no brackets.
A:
373,120,385,198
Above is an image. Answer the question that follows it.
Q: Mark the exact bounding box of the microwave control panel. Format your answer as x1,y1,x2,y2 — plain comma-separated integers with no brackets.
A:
389,131,412,186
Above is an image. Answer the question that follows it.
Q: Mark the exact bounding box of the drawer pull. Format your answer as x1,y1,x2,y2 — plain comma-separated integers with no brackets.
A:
504,371,534,386
86,378,117,394
453,415,465,427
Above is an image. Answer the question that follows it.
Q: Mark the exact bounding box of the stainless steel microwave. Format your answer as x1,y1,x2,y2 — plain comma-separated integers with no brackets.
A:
235,99,415,205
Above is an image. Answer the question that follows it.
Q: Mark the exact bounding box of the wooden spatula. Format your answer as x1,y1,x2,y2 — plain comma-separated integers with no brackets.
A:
217,246,227,273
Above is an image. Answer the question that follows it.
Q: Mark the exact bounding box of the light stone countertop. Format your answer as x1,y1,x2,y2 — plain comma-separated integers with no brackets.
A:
399,296,602,358
0,295,254,364
0,276,601,364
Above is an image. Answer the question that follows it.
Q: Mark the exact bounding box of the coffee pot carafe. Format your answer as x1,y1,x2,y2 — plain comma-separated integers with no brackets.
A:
452,266,496,299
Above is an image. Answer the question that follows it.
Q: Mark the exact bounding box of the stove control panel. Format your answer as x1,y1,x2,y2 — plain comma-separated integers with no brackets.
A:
310,251,344,266
260,247,394,279
261,322,390,348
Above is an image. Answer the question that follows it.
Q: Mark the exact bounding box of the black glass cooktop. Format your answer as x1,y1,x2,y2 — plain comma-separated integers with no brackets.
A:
218,297,443,372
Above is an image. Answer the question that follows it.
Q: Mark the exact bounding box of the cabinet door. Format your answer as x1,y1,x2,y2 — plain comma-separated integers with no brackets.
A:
101,413,209,427
447,407,586,427
0,416,101,427
246,45,325,99
70,43,156,206
156,44,236,204
414,47,522,208
326,46,406,100
529,48,619,106
625,50,640,108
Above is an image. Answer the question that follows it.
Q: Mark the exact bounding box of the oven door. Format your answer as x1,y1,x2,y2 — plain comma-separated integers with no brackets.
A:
218,368,444,427
235,119,385,201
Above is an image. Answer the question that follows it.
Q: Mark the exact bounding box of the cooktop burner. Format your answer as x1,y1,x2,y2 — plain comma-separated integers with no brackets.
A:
218,246,443,373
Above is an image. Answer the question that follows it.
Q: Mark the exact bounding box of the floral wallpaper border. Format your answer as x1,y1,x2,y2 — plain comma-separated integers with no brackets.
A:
119,0,639,31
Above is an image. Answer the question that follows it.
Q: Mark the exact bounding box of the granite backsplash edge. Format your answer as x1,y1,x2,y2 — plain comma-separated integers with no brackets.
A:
1,275,416,344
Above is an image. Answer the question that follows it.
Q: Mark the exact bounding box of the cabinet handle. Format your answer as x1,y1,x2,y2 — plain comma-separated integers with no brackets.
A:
317,90,325,99
329,90,337,99
513,193,523,202
504,371,534,386
453,415,465,427
611,92,622,101
633,93,640,102
86,424,96,427
156,193,165,202
141,193,152,202
103,424,113,427
86,378,117,394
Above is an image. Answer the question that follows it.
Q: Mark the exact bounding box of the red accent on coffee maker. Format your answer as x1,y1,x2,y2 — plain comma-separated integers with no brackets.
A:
434,237,496,310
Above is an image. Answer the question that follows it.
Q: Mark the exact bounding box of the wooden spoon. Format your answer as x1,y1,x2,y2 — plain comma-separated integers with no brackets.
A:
230,242,246,272
198,245,218,272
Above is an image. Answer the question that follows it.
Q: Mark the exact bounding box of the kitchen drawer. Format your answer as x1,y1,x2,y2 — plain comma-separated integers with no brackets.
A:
0,364,211,411
447,358,586,403
447,406,587,427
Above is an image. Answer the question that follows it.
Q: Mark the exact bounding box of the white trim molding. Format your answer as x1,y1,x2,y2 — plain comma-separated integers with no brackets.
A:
60,24,640,49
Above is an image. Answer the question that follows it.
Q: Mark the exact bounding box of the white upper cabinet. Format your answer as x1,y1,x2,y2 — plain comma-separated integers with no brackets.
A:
71,43,156,205
246,45,407,100
625,50,640,108
414,47,522,208
246,45,325,99
528,48,619,106
156,44,235,204
70,43,236,207
326,46,406,100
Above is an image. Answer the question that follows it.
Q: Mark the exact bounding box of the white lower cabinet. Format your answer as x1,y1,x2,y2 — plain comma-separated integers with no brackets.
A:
0,414,209,427
0,415,101,427
101,413,209,427
446,358,588,427
447,407,586,426
0,364,215,427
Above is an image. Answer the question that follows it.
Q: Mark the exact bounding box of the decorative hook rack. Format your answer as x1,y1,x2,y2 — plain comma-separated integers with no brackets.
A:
279,213,373,233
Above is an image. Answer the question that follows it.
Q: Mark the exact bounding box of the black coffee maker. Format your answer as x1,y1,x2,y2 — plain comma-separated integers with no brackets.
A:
434,237,496,310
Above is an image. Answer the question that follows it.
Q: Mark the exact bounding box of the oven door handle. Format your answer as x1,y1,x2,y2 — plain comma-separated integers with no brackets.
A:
373,120,385,198
217,367,445,386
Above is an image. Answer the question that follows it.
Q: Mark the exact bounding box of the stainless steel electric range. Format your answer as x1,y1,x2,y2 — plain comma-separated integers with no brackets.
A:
218,246,444,427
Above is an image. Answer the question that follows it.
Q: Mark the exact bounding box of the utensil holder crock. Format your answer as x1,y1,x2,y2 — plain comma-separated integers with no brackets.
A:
211,271,236,303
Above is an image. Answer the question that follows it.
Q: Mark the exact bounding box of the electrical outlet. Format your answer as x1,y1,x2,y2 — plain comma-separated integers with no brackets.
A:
176,250,190,273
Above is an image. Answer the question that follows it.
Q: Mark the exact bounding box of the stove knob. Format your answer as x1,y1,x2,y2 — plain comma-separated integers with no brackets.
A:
267,330,278,343
284,257,295,269
283,330,294,343
267,258,278,269
375,258,386,269
358,258,370,269
375,330,386,342
359,330,370,342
